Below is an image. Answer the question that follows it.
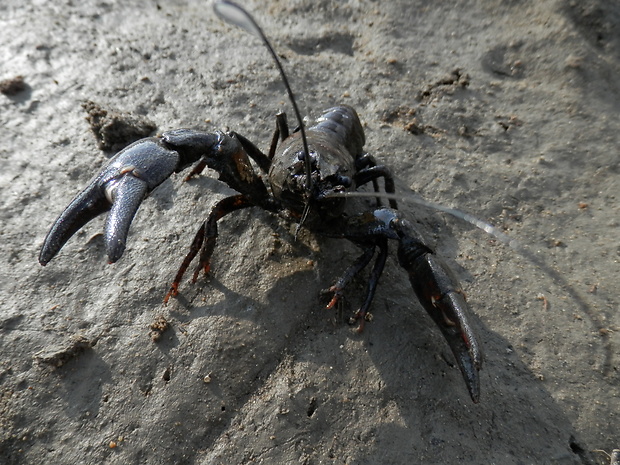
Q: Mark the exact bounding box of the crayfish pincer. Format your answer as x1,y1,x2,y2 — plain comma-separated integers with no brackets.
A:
39,0,483,403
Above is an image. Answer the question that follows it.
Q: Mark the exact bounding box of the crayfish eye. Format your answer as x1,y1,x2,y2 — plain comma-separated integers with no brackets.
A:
333,174,352,188
295,150,317,172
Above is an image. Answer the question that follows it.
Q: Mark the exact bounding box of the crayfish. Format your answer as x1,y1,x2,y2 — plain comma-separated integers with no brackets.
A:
39,1,483,403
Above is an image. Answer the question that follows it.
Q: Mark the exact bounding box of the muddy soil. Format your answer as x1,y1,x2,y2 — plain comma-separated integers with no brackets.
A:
1,0,618,464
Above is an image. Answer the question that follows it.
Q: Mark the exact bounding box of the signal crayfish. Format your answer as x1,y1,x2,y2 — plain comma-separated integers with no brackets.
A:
39,1,483,403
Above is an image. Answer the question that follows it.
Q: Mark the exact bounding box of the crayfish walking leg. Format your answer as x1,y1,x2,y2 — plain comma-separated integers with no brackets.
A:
164,194,256,303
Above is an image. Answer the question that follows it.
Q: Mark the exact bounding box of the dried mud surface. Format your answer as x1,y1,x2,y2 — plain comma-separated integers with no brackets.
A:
1,1,619,464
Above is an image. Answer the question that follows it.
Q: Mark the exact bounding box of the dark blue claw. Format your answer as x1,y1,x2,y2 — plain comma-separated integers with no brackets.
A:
400,249,482,403
394,217,483,403
39,138,181,265
38,179,110,265
342,208,483,403
104,174,149,263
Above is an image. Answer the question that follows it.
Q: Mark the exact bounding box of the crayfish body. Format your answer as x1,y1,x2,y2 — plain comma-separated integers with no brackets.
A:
39,1,483,403
40,104,483,403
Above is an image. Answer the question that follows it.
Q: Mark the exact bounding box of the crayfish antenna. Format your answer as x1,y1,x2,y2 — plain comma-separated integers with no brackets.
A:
214,0,314,222
326,190,524,252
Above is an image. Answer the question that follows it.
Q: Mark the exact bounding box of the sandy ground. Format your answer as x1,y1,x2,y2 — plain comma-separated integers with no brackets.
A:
1,0,619,463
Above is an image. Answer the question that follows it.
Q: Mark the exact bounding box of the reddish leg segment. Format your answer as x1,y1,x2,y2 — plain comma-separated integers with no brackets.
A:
164,194,255,303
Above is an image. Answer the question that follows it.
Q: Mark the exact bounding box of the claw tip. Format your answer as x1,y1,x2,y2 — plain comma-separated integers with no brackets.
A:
38,251,49,266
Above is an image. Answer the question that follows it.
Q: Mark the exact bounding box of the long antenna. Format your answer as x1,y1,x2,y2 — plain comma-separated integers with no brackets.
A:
326,191,522,250
213,0,312,190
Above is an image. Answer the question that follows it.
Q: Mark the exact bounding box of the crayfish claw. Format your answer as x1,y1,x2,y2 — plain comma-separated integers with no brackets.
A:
39,181,109,266
396,223,483,403
40,138,182,265
432,289,482,402
104,175,149,263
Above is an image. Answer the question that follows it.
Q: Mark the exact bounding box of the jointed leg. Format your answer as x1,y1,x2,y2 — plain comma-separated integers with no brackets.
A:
268,112,289,161
325,238,389,333
233,132,272,173
354,154,398,209
164,194,255,303
350,238,388,332
325,246,375,310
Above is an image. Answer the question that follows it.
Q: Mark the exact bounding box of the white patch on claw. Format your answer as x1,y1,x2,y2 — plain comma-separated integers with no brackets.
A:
104,179,119,204
105,165,142,203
